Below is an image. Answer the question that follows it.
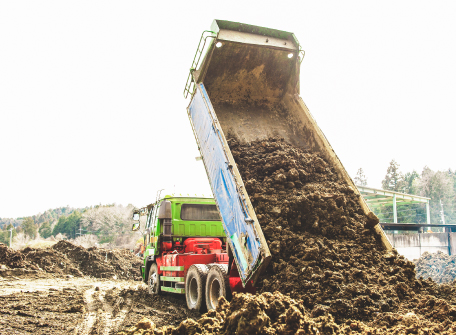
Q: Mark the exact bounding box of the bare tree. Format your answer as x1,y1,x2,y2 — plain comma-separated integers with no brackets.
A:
414,167,455,225
81,204,139,248
72,234,99,248
12,232,30,250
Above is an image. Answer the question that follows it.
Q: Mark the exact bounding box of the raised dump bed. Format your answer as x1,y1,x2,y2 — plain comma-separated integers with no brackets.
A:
185,19,392,286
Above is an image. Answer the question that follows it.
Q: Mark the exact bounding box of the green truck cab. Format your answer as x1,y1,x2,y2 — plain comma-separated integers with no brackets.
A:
133,195,240,311
135,196,225,269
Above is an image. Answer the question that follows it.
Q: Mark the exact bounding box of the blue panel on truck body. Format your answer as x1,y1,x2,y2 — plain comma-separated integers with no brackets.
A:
188,84,261,282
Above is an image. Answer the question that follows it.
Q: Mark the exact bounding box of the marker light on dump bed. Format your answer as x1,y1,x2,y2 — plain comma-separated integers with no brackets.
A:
288,53,293,58
216,42,222,48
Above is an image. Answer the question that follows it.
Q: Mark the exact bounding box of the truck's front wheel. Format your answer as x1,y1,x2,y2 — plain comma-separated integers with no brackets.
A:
185,264,208,311
148,263,160,295
205,264,230,310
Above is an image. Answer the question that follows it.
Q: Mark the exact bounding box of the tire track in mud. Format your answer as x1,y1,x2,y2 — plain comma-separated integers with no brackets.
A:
75,287,99,335
74,283,137,335
0,277,200,335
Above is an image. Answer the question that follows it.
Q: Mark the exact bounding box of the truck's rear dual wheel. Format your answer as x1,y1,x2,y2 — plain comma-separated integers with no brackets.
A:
185,264,208,311
205,264,230,311
148,263,160,295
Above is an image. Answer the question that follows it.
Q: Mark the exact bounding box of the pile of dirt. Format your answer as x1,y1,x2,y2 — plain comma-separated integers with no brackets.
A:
120,291,456,335
119,292,341,335
0,241,142,280
138,137,456,334
0,242,82,277
414,251,456,284
229,138,418,320
53,240,142,280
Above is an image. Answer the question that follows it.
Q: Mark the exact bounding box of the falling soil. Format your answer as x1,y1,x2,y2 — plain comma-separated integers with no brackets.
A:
414,251,456,284
126,137,456,334
0,241,142,280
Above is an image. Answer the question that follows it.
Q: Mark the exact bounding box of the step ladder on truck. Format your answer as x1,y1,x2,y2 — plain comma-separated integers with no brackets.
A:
132,19,393,311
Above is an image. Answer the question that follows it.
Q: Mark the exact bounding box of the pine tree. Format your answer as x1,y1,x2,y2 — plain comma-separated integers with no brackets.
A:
21,217,37,239
39,221,52,239
382,160,406,192
354,168,368,186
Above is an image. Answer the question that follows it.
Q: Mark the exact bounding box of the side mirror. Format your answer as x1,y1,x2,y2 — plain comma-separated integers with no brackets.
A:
132,213,140,221
132,222,140,231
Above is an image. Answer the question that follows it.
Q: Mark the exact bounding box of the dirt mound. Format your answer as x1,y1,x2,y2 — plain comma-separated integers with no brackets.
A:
0,242,82,277
414,251,456,284
52,240,142,280
229,138,420,320
120,291,456,335
0,242,27,268
0,241,142,280
120,292,340,335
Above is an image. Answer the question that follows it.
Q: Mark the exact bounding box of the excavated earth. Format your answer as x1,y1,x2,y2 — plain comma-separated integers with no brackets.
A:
120,138,456,334
0,240,142,280
0,242,200,334
0,277,199,334
414,251,456,284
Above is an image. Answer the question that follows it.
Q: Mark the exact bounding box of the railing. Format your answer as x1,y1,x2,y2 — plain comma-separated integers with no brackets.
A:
183,30,216,98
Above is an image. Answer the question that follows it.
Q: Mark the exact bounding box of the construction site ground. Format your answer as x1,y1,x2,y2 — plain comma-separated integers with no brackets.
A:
0,275,199,335
0,241,200,334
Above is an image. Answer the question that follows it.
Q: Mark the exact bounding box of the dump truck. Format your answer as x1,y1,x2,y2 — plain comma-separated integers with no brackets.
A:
132,195,257,311
133,19,393,311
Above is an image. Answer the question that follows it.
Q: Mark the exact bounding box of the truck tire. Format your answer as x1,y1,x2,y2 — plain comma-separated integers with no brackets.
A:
205,264,230,311
148,263,160,295
185,264,208,311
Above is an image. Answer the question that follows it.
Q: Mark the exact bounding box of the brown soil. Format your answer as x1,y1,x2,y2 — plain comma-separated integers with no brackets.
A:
54,240,143,280
121,291,456,334
0,240,142,280
0,277,199,335
414,251,456,284
0,242,202,334
127,137,456,334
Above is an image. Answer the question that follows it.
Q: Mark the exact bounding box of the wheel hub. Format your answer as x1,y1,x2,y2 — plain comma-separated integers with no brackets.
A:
209,278,221,308
150,272,157,291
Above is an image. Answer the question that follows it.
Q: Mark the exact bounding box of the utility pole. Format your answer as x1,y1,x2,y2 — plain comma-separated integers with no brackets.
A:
76,222,83,237
8,228,13,248
75,222,91,237
440,199,446,232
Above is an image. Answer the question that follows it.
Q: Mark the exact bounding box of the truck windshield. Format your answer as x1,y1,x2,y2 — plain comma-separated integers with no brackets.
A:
181,204,220,221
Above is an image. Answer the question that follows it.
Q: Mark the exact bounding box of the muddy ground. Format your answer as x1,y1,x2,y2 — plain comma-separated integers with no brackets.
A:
0,242,200,335
123,138,456,334
0,276,199,335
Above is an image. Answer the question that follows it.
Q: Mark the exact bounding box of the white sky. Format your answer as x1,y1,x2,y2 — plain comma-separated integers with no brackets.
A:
1,1,455,218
